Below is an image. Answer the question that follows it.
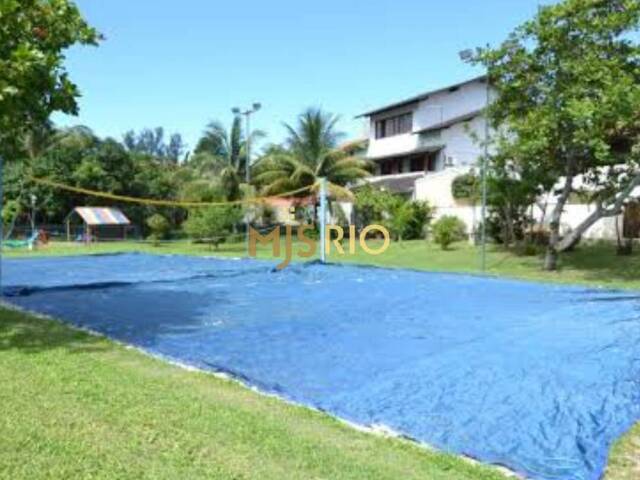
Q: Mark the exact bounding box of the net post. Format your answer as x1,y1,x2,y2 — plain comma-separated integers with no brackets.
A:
319,177,327,264
0,153,3,298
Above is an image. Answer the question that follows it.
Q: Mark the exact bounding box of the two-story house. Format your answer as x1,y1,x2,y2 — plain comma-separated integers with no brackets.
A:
354,75,629,240
354,76,491,233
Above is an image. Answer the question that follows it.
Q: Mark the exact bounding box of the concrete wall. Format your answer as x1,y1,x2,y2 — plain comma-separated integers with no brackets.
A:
439,116,485,168
413,80,488,130
413,168,620,240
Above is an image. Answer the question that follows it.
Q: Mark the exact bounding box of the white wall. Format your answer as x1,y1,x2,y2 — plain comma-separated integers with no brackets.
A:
366,80,489,168
413,168,620,240
367,103,420,160
440,116,485,168
413,80,489,131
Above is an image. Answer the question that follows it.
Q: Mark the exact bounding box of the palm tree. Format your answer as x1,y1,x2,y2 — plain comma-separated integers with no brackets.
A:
253,108,370,200
192,117,265,200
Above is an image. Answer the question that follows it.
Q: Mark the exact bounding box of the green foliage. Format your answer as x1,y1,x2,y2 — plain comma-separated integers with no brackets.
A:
183,206,243,249
386,198,414,242
2,199,20,225
1,125,192,231
253,108,370,200
469,0,640,267
354,186,433,240
332,203,349,227
192,117,265,200
122,128,185,164
432,216,467,250
403,201,434,240
146,214,170,246
0,0,100,157
451,172,480,202
353,185,395,226
484,161,538,247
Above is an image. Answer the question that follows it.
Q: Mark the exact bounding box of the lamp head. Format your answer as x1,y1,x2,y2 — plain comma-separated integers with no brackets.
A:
231,107,241,115
252,102,262,112
458,49,474,61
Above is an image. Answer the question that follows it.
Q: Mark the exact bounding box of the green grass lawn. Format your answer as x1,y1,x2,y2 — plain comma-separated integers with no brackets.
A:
2,238,640,479
0,307,507,480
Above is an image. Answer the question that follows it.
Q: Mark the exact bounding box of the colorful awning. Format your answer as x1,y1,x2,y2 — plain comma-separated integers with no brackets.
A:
73,207,130,226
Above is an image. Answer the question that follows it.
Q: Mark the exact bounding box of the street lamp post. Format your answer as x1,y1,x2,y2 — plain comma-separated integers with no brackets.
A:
459,48,489,273
232,103,262,253
231,103,261,183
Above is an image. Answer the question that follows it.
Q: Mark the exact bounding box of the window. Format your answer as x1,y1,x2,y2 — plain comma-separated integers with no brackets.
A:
375,112,413,139
427,154,437,172
380,161,392,175
410,156,425,172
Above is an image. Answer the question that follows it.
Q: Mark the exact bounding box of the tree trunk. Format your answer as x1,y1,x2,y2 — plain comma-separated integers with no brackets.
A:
544,246,559,271
556,172,640,253
544,172,575,271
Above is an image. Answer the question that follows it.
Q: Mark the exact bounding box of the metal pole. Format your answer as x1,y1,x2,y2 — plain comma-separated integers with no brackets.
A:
0,154,3,298
244,112,252,255
245,112,251,184
319,177,327,263
480,74,490,273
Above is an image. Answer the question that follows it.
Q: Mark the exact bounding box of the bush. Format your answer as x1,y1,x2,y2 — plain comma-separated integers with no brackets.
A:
355,186,433,241
183,205,243,249
404,200,434,240
451,172,480,203
146,214,171,246
432,216,467,250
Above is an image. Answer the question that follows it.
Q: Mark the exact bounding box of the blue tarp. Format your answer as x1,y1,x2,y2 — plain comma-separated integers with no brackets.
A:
4,253,640,480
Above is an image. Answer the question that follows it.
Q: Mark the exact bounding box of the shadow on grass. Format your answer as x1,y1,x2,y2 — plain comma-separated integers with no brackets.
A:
558,243,640,285
0,306,111,354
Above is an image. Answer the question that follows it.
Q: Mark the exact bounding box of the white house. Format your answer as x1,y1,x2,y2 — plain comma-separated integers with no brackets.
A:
355,76,627,240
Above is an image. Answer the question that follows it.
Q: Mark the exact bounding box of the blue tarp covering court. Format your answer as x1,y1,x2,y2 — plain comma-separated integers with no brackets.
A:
4,253,640,480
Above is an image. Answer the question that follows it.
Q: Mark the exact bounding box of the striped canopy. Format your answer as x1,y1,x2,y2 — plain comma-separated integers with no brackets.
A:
72,207,130,226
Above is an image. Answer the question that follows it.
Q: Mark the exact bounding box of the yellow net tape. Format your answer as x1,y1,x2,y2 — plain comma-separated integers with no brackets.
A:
29,177,315,208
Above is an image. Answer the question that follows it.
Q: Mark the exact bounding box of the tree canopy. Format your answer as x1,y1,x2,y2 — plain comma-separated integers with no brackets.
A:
472,0,640,269
254,108,370,200
0,0,100,158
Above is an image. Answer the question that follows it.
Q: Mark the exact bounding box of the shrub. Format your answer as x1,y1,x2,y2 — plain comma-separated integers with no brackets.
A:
404,200,434,240
355,185,433,241
432,216,467,250
183,205,243,249
146,214,171,246
451,172,480,203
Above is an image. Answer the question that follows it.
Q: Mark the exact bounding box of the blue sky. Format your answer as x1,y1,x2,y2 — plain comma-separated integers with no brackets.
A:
55,0,552,152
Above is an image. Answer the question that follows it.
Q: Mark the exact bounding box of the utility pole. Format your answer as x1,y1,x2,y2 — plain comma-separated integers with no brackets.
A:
232,103,262,254
459,47,490,273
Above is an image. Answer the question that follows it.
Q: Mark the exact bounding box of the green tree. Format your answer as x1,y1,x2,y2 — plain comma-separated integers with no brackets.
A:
254,108,370,200
2,125,187,229
470,0,640,270
432,216,467,250
354,185,433,241
451,172,480,204
146,213,170,246
183,206,243,249
193,117,265,201
0,0,100,158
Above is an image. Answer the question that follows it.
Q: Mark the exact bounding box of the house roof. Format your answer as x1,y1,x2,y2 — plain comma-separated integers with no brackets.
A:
356,76,487,119
412,109,484,134
72,207,130,226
